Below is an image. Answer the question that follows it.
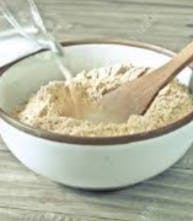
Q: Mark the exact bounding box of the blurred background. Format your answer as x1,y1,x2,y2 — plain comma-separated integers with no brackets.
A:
1,0,192,54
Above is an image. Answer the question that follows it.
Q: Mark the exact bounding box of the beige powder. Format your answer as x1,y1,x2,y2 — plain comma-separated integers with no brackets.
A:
17,63,193,136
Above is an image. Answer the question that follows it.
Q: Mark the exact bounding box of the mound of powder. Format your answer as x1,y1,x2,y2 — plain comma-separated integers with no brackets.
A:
17,63,193,136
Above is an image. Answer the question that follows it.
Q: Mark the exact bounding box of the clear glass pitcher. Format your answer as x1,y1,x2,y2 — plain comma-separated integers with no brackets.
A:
0,0,46,65
0,0,71,79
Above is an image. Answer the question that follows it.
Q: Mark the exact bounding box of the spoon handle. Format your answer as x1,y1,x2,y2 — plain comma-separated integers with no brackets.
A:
101,40,193,121
148,40,193,86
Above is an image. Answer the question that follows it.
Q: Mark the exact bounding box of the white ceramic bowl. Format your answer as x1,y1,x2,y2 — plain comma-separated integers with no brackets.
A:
0,40,193,190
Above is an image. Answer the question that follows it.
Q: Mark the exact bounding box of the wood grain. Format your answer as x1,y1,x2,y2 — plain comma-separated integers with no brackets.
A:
1,0,193,220
0,147,193,221
36,0,193,51
0,207,115,221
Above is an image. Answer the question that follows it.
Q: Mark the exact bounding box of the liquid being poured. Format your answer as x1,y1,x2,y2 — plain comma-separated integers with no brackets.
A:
1,0,73,81
48,39,72,81
49,41,81,118
28,0,83,118
27,0,73,81
2,0,81,118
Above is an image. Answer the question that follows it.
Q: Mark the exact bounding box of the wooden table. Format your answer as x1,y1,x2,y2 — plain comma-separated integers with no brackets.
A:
1,0,193,220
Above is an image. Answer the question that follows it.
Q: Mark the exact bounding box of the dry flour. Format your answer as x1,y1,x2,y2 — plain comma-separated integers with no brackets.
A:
17,63,193,136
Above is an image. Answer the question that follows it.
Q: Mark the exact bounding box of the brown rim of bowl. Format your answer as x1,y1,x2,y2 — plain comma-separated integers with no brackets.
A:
0,38,193,145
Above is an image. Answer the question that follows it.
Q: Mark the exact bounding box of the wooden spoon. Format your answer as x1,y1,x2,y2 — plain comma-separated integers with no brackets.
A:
86,41,193,123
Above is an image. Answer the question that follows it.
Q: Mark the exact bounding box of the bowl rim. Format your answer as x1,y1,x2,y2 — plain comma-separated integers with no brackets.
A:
0,38,193,145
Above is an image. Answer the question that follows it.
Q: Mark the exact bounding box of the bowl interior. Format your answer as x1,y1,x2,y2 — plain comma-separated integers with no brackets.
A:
0,43,192,113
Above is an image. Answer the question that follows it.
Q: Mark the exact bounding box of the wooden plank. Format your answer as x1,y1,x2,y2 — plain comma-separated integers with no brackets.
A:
0,207,192,221
34,0,193,51
0,182,193,221
0,207,117,221
174,145,193,170
0,151,193,220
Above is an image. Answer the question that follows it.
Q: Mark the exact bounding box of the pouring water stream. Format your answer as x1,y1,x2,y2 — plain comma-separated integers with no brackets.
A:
1,0,72,81
1,0,83,118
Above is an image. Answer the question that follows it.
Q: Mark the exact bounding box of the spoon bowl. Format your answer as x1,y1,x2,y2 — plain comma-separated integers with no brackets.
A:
86,41,193,123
